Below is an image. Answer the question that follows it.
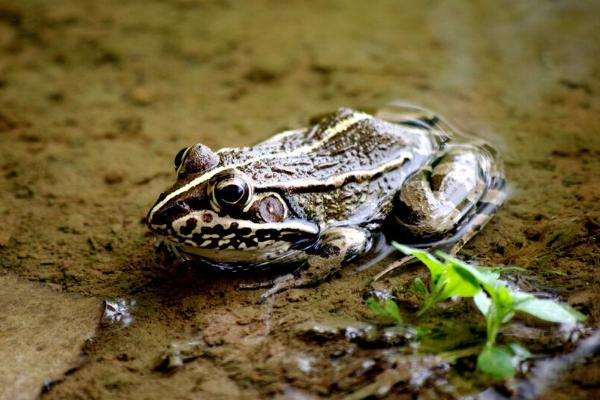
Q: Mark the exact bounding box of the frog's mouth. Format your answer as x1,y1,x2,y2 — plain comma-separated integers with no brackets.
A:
158,210,320,267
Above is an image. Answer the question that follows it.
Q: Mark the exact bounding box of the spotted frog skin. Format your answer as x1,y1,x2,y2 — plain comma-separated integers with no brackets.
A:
147,102,505,299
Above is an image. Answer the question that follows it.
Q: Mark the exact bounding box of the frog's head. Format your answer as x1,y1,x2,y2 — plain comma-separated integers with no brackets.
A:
147,144,319,268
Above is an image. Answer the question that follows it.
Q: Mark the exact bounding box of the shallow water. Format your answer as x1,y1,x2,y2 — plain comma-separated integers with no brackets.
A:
0,0,599,399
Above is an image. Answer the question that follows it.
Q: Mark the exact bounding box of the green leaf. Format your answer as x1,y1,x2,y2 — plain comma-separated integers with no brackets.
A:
474,290,491,315
366,298,403,324
477,345,516,379
382,299,403,324
410,277,428,297
393,243,446,281
477,344,528,379
513,295,586,324
366,297,386,317
415,327,431,339
436,252,501,287
440,263,481,299
486,286,516,326
496,286,514,304
508,342,532,359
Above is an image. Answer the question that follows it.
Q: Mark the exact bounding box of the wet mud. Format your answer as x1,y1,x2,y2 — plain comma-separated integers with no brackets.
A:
0,1,599,399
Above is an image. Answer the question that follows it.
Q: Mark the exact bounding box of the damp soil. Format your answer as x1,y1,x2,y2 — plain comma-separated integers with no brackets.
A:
1,1,599,399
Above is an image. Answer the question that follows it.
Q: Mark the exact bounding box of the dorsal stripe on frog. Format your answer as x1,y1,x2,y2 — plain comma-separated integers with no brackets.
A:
253,151,413,193
148,110,372,222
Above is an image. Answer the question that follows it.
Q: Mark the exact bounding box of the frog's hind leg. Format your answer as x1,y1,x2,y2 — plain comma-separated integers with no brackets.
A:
387,143,505,255
441,174,505,255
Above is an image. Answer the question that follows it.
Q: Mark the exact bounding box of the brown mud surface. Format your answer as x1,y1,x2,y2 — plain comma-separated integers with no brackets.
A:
1,1,599,399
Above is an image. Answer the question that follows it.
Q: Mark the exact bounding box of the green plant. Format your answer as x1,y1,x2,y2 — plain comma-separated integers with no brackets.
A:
366,297,403,325
366,244,586,379
401,245,490,316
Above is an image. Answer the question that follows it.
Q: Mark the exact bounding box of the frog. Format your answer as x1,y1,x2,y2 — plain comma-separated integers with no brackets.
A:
146,102,505,301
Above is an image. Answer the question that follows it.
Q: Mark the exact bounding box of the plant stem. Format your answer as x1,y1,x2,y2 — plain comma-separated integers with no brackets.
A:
485,298,502,348
417,299,434,317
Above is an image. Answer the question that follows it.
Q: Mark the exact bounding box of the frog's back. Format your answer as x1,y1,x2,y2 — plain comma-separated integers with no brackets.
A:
216,108,442,227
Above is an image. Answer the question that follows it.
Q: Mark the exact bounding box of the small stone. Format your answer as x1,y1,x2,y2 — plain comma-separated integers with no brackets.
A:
524,222,548,241
296,320,342,341
59,214,86,234
243,67,279,83
154,338,206,372
126,86,155,106
13,184,34,199
296,318,415,348
104,172,124,185
377,326,416,346
102,299,135,328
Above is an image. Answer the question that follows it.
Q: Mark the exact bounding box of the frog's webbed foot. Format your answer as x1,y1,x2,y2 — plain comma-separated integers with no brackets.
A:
254,227,371,303
255,273,297,303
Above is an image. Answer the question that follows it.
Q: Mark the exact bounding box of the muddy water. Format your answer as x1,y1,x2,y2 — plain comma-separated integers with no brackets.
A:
0,1,599,399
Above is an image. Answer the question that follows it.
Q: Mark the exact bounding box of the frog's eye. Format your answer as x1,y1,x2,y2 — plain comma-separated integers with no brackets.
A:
176,144,219,176
174,147,189,171
214,177,251,208
210,172,254,211
217,181,245,204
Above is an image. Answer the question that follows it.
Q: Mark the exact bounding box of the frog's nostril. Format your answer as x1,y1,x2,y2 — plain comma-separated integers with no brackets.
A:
149,207,168,226
149,200,190,227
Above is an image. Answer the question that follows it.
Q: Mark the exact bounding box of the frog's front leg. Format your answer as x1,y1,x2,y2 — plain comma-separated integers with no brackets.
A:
257,227,371,302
